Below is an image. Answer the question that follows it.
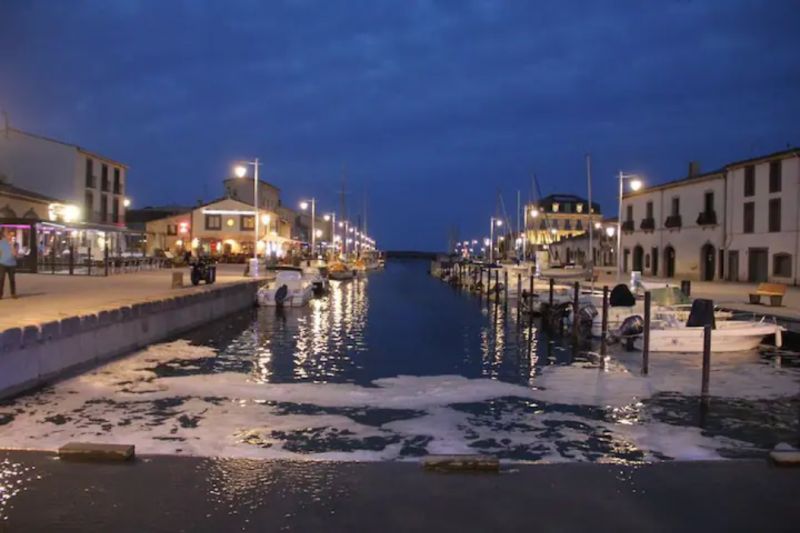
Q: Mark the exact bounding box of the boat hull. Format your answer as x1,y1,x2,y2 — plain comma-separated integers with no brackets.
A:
633,323,782,352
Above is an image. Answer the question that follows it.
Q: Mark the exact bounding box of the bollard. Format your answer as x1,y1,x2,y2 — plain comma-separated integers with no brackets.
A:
68,244,74,275
600,285,609,357
87,245,92,275
51,245,56,274
701,324,711,406
681,279,691,297
642,291,651,375
549,278,554,306
572,281,580,338
494,270,500,307
104,244,109,277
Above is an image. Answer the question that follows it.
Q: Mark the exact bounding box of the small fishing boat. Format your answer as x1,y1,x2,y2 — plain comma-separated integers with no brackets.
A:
257,270,313,307
632,298,783,353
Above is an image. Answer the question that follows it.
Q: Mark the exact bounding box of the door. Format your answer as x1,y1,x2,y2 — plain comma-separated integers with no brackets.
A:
651,247,659,277
728,251,739,282
748,248,768,282
633,246,644,272
664,246,675,278
701,244,715,281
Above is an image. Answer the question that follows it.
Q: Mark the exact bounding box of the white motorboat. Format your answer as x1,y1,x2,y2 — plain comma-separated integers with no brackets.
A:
301,264,329,296
329,262,356,281
634,318,783,353
257,270,313,307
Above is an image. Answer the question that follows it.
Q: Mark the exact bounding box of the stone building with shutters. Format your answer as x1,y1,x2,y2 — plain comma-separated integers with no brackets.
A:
620,147,800,284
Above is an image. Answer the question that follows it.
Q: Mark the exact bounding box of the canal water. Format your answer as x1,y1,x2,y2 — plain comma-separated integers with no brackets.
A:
0,259,797,462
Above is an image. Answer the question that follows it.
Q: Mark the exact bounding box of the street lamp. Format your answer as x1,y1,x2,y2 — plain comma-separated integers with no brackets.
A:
123,198,131,208
617,171,644,280
489,217,503,263
233,158,261,274
299,198,317,255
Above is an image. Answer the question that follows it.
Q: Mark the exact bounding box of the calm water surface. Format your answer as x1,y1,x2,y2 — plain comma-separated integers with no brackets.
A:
0,259,797,464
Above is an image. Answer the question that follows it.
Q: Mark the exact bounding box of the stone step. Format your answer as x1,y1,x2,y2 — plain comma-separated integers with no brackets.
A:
58,442,135,462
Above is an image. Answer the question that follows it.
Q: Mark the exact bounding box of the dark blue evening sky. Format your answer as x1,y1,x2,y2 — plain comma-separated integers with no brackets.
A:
1,1,798,251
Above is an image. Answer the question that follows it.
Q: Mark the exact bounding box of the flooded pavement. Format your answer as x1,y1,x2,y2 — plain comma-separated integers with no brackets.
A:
0,259,797,462
0,452,798,532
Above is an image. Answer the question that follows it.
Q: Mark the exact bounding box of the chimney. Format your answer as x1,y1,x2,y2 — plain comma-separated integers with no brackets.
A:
688,161,701,177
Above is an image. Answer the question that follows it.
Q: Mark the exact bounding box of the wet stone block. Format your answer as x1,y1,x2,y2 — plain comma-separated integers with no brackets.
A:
60,317,80,337
21,325,40,347
0,328,22,352
40,320,61,342
80,314,98,330
119,306,133,320
97,310,113,326
58,442,135,462
422,454,500,473
770,443,800,467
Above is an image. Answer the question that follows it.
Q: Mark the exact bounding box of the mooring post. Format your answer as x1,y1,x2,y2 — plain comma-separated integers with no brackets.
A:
701,324,712,406
528,275,534,317
600,285,609,357
549,278,554,306
494,270,500,306
516,273,522,323
503,270,509,311
642,290,651,375
68,243,74,276
572,281,580,338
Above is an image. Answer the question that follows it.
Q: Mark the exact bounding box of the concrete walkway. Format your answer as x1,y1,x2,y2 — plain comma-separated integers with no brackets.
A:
0,452,797,532
0,264,258,331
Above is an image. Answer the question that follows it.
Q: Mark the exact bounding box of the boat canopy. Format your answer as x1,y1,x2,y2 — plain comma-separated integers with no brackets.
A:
650,286,691,307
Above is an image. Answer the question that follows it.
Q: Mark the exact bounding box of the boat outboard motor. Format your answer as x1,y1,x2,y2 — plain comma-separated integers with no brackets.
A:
609,283,636,307
612,315,644,350
576,303,598,336
274,284,289,306
686,298,716,329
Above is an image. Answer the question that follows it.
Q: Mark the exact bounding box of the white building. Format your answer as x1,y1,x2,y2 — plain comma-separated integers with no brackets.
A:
621,148,800,284
0,126,128,226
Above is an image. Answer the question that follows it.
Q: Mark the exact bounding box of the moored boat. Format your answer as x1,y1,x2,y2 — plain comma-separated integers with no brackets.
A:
257,270,314,307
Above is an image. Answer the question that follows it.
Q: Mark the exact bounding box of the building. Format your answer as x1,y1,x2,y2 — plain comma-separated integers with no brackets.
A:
0,126,128,226
144,197,299,258
620,147,800,283
550,218,618,267
524,194,602,247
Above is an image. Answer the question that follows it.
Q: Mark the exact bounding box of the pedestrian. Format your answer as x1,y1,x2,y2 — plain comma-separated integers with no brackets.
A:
0,228,17,299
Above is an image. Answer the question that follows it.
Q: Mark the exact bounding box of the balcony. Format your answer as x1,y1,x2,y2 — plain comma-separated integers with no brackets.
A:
696,210,717,226
621,220,635,232
640,218,655,231
665,215,682,229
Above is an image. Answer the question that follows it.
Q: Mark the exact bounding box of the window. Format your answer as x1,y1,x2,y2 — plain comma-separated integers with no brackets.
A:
773,253,792,277
539,219,547,230
240,215,255,230
167,224,178,236
101,164,109,191
564,219,572,230
85,191,93,219
626,205,633,222
205,214,221,230
575,219,583,230
550,219,559,229
769,161,782,193
646,201,653,219
704,191,714,213
671,197,680,216
743,202,755,233
744,165,755,196
100,194,108,222
85,158,95,187
769,198,781,232
112,198,120,223
113,168,121,194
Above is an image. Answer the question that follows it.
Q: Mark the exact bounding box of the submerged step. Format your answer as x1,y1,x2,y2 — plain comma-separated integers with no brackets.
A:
422,454,500,473
58,442,135,462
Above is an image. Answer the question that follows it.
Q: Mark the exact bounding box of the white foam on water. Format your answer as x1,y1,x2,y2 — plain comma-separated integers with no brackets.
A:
0,338,795,462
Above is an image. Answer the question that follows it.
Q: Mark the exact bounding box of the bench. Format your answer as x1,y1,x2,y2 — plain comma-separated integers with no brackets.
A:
748,283,787,307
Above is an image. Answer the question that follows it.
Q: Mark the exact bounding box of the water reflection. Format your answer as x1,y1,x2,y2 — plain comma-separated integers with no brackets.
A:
251,278,369,383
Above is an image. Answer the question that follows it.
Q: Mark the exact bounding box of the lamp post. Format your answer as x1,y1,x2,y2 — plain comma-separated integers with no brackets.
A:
489,217,503,263
617,171,643,281
234,159,261,273
299,198,317,257
324,213,335,259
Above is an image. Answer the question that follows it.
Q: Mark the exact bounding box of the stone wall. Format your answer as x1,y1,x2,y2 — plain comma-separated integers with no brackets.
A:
0,281,259,399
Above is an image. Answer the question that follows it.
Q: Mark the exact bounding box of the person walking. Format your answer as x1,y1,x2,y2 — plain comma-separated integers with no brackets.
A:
0,229,18,299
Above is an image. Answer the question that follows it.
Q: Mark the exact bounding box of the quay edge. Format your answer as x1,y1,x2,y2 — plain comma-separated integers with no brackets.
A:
0,280,260,400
